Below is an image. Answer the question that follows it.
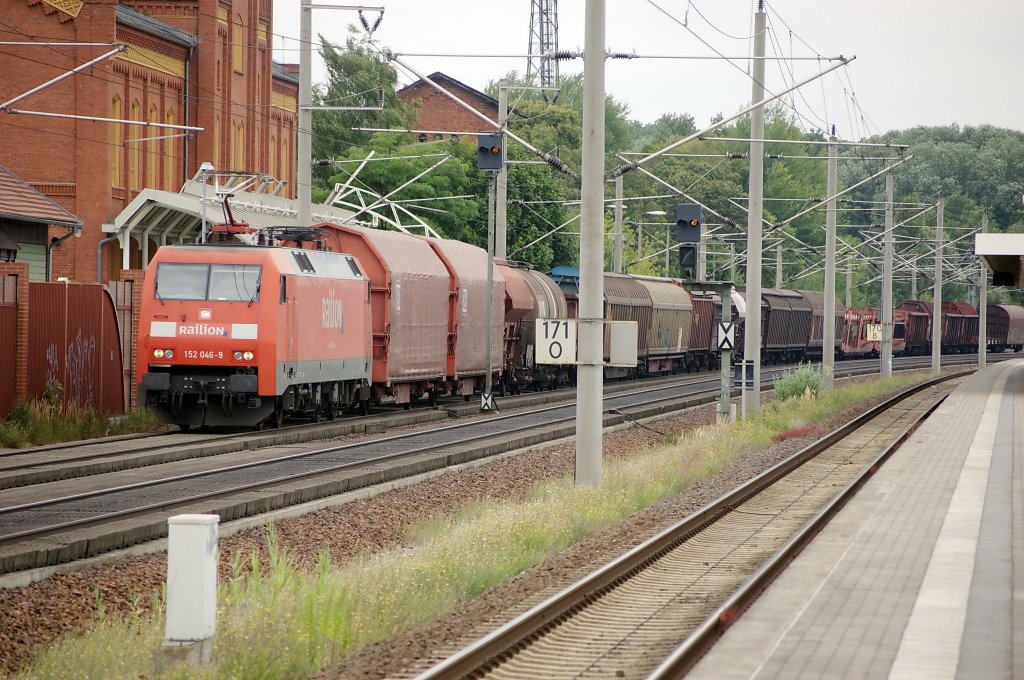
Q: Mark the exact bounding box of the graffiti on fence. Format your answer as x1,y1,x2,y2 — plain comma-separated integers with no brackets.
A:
45,343,60,392
43,332,98,407
65,331,96,406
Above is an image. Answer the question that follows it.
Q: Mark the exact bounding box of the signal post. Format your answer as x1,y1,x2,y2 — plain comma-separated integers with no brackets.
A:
478,133,505,412
674,203,735,423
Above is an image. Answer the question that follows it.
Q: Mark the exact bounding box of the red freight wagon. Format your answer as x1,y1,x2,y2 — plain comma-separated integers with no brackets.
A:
495,262,532,394
514,266,570,390
312,222,451,407
424,236,505,398
137,244,372,428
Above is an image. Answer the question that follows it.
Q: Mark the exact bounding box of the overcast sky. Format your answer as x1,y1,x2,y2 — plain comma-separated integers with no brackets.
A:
272,1,1024,138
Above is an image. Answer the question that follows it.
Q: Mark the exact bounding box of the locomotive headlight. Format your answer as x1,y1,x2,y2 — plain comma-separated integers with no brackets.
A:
242,351,254,361
233,351,243,360
164,349,174,359
153,349,165,358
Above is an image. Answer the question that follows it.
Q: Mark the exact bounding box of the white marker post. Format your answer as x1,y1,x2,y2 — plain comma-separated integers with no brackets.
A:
159,514,219,669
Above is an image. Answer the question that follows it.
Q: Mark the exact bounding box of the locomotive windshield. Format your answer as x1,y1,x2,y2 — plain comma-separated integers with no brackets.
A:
156,263,262,302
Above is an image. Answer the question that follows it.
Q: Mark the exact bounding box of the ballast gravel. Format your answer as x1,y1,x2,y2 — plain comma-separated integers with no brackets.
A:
0,378,920,677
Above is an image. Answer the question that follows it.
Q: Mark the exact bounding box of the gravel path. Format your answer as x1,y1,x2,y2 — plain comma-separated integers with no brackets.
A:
0,379,917,677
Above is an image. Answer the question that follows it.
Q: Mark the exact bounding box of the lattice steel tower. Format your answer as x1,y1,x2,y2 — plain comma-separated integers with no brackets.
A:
527,0,559,97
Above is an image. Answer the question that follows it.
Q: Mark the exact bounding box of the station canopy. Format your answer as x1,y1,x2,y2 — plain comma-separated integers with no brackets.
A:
976,233,1024,288
107,176,363,264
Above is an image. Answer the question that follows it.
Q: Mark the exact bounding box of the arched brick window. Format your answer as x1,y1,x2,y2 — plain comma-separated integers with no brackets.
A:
129,99,141,190
232,15,244,73
111,95,122,187
164,109,176,190
147,104,159,188
269,135,276,180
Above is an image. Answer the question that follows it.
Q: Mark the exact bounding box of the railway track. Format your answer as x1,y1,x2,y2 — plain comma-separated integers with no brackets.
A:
410,373,961,680
0,357,984,578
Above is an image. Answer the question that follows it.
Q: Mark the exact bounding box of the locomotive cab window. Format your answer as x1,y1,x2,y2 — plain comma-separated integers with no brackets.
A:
155,263,209,300
209,264,261,301
155,263,262,301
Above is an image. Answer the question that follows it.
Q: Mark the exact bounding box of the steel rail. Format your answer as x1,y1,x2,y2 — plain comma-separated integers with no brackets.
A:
411,372,963,679
0,377,725,545
647,381,952,677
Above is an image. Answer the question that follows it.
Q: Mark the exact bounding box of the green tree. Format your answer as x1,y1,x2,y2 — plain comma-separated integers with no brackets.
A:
311,31,416,185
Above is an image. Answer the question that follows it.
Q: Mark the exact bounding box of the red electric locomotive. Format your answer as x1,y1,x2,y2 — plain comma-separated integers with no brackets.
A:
137,244,372,429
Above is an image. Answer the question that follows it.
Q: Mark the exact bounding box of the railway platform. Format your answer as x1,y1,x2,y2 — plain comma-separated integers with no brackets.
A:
688,358,1024,680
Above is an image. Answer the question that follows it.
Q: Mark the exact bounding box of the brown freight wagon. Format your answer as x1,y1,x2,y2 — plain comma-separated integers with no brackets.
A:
940,301,978,353
986,304,1024,352
796,290,843,361
761,288,812,363
895,300,933,355
633,276,694,374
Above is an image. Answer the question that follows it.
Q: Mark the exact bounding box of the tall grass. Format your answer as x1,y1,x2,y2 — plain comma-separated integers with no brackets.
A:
773,362,827,400
0,397,163,448
14,372,925,680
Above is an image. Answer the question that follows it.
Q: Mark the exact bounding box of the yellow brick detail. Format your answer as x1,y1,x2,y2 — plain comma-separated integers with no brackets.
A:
272,90,296,112
218,6,228,24
42,0,84,17
116,44,186,79
258,23,268,42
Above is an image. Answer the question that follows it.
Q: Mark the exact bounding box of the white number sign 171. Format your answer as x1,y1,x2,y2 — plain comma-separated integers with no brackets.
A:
535,318,578,365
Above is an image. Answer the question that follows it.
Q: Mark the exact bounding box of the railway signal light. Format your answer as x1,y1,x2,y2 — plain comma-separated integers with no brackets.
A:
673,203,702,242
476,133,504,171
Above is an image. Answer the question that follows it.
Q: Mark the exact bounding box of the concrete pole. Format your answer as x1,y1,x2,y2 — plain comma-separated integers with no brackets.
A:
932,199,944,376
742,5,766,414
697,233,707,281
613,176,623,273
775,242,783,288
911,264,917,299
823,136,837,390
881,172,894,377
575,0,605,487
730,243,736,282
845,259,852,308
979,213,988,368
496,83,509,260
297,4,312,227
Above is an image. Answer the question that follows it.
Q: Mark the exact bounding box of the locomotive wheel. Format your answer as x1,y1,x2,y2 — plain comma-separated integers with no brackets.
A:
177,423,191,432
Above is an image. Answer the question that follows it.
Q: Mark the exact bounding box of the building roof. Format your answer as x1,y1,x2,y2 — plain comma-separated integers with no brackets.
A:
272,61,300,86
0,165,82,229
0,227,18,252
116,4,197,48
398,72,500,110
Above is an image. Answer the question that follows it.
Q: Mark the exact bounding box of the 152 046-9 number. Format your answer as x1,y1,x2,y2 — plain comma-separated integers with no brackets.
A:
183,350,224,360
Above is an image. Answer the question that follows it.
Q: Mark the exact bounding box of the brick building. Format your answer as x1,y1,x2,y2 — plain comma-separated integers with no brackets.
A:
0,0,298,283
397,72,499,138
